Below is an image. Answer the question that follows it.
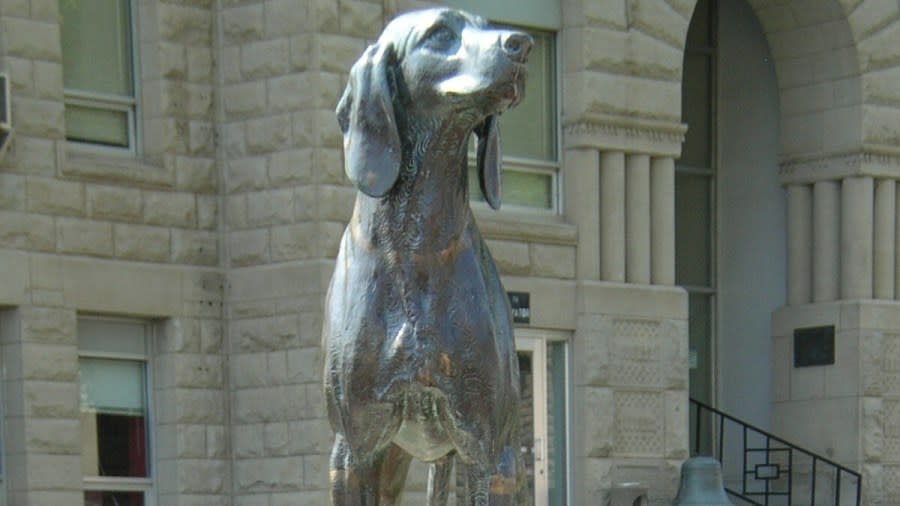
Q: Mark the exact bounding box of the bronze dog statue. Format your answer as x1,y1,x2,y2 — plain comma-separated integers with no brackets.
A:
323,8,532,505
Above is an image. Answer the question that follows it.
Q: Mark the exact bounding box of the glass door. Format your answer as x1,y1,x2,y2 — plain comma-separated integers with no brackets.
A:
517,335,568,505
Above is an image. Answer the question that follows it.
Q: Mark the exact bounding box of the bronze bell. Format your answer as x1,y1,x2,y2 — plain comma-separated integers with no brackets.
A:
672,457,734,505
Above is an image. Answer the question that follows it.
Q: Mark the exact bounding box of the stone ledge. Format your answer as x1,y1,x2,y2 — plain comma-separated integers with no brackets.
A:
475,211,577,246
61,148,175,189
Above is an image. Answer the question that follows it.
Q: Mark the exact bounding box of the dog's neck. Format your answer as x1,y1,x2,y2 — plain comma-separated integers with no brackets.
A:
352,122,475,257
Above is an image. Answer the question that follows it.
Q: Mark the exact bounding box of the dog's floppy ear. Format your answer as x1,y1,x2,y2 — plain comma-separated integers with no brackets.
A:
336,43,401,198
476,115,502,210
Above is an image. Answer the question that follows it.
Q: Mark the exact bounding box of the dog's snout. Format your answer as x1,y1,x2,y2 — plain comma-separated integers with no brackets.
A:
501,32,533,63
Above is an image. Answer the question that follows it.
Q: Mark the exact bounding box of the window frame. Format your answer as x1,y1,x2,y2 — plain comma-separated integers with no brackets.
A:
468,24,562,215
61,0,141,155
78,316,155,505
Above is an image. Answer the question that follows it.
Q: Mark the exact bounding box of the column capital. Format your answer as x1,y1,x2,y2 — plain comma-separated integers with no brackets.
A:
563,113,686,158
780,147,900,185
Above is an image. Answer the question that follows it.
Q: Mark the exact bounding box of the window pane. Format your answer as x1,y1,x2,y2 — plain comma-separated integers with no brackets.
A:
80,358,148,478
85,490,144,506
498,31,556,162
65,105,129,147
79,319,146,357
675,172,712,287
468,168,554,209
60,0,134,96
680,53,711,169
547,341,567,506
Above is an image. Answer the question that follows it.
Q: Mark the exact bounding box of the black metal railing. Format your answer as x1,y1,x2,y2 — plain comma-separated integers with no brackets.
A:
690,398,862,506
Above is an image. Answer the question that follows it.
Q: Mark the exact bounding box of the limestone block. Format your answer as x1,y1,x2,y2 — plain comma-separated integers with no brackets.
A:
233,386,302,423
246,114,292,154
177,459,226,493
229,228,270,266
222,4,264,44
266,351,288,386
289,34,313,72
33,61,63,101
197,194,218,230
25,417,80,454
268,73,317,112
24,380,79,418
227,156,268,193
0,173,26,210
316,148,345,185
485,239,530,275
317,185,355,222
171,229,218,266
187,46,213,83
207,425,227,458
187,84,214,119
288,418,332,454
224,81,267,118
234,423,265,458
247,189,294,227
308,0,340,33
664,390,688,459
175,388,225,424
200,320,224,353
314,108,343,148
27,177,84,217
863,104,900,146
287,347,320,383
613,390,664,457
582,28,681,80
582,386,614,457
0,211,55,251
22,343,77,381
866,397,885,461
849,0,899,41
159,41,187,80
2,17,61,61
26,453,81,489
14,98,64,137
265,0,307,38
144,191,197,227
272,491,331,506
574,317,610,386
609,318,663,388
158,3,212,45
227,194,249,229
340,0,383,39
301,455,329,490
241,39,290,80
582,0,628,30
175,424,206,458
175,155,216,193
264,422,289,456
87,185,142,222
11,137,57,176
231,315,300,352
271,223,316,261
223,46,242,83
859,21,900,71
174,354,223,388
628,0,687,48
317,34,367,73
530,243,576,279
57,218,113,257
318,220,345,258
235,456,304,491
269,149,314,186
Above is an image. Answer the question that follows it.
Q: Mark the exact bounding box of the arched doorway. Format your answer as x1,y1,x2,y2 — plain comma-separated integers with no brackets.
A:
679,0,784,438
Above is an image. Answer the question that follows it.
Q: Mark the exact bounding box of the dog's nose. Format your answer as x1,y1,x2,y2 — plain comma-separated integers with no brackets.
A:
501,32,533,63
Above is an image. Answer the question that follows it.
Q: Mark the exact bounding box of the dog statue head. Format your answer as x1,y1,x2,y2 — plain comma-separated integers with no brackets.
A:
336,8,532,209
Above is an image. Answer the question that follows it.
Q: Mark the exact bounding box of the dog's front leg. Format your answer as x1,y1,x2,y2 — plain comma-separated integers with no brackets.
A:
330,433,380,506
426,454,453,506
459,446,521,506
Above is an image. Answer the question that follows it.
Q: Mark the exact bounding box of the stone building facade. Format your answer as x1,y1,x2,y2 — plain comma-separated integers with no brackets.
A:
0,0,898,505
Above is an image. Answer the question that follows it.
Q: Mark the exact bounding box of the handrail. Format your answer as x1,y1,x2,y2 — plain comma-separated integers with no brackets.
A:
690,398,862,506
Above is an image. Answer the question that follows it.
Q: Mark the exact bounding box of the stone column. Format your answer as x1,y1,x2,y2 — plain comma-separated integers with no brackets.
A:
787,184,812,305
813,181,840,302
651,157,676,286
626,154,651,284
565,149,601,280
841,177,873,299
600,152,626,282
875,179,896,299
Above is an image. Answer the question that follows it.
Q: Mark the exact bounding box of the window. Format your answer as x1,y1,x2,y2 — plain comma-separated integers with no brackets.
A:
60,0,138,150
79,318,152,506
678,0,717,454
468,27,559,212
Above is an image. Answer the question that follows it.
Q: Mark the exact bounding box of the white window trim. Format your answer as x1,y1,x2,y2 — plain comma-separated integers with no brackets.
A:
63,0,142,156
78,316,156,506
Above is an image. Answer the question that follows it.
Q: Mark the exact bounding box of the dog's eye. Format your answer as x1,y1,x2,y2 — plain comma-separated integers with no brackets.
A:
422,25,458,52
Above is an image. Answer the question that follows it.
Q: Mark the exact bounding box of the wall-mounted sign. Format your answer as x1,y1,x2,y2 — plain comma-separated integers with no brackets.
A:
507,292,530,324
794,325,835,367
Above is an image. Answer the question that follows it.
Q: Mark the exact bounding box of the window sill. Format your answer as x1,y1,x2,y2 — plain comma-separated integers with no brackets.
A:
62,146,173,188
473,208,576,246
